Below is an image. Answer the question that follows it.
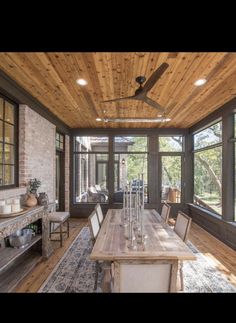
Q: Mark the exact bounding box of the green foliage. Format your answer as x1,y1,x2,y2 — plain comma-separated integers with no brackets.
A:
28,178,41,193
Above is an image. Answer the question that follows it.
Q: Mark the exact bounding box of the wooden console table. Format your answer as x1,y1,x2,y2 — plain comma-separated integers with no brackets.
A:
0,205,53,292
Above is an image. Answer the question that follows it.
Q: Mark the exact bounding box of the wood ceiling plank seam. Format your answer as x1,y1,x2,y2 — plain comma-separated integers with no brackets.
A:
65,55,93,126
158,52,196,106
136,52,149,128
167,53,220,120
138,53,152,123
128,52,140,124
186,73,236,122
105,52,116,121
121,52,133,121
0,55,73,127
35,53,86,124
161,52,205,118
61,52,95,127
180,53,235,111
45,53,89,126
118,52,130,120
87,52,108,117
0,53,72,125
77,53,104,126
93,52,114,126
160,52,198,116
96,52,114,129
166,53,224,118
60,52,94,126
125,53,135,117
107,52,119,121
114,53,124,128
170,53,229,118
154,52,187,120
101,52,115,120
6,53,62,101
175,54,236,123
150,52,171,129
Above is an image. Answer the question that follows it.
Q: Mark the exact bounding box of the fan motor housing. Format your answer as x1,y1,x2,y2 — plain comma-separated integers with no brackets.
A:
136,76,146,85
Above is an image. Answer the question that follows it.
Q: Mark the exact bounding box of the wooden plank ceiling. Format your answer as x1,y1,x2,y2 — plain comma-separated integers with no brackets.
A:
0,52,235,128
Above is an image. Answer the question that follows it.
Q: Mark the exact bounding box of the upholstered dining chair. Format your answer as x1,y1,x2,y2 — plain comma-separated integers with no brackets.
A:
174,211,192,291
160,203,171,223
88,210,111,292
174,211,192,243
88,210,100,290
95,203,104,227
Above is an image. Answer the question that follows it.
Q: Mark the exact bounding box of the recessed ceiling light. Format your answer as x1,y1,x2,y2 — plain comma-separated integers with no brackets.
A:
76,78,88,86
194,78,206,86
96,118,102,122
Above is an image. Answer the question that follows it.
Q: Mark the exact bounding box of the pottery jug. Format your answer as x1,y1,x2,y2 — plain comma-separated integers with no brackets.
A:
37,192,49,206
25,193,38,207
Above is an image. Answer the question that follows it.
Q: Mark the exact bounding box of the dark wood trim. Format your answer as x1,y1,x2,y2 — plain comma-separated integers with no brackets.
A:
148,135,158,205
222,112,234,221
184,130,193,205
56,150,65,211
188,204,236,251
0,69,70,135
71,128,188,136
108,136,114,205
0,92,18,189
190,96,236,134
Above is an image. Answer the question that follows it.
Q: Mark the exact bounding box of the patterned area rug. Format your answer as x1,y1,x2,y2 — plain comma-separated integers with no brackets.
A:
38,226,236,293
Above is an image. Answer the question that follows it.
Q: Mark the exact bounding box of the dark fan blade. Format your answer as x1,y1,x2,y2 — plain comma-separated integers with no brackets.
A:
142,62,169,93
144,97,165,113
102,95,136,103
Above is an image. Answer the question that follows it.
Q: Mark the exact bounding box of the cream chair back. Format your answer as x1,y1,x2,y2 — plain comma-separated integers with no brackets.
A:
160,203,171,223
174,211,192,242
88,210,100,243
95,203,104,226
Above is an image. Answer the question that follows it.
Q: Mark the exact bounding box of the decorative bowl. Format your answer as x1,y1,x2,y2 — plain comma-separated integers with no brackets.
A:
9,228,34,248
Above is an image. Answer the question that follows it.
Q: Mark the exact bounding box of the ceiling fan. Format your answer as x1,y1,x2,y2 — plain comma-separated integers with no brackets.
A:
101,62,169,114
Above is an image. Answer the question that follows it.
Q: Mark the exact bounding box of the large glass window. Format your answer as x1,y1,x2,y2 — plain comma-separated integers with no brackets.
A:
161,156,182,203
114,136,148,203
194,121,222,150
159,136,183,204
0,96,17,188
159,136,183,152
74,136,109,203
193,121,222,215
75,136,109,152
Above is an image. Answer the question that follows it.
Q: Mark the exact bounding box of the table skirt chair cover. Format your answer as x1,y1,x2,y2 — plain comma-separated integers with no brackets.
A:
174,211,192,291
95,203,104,226
160,203,171,223
49,211,70,247
88,210,100,290
88,209,112,292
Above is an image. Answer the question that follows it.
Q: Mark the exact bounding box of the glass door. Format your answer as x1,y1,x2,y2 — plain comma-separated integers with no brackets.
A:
160,155,182,204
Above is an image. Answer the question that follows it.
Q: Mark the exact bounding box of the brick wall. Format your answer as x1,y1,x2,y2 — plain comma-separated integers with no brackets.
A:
19,105,56,202
0,104,70,210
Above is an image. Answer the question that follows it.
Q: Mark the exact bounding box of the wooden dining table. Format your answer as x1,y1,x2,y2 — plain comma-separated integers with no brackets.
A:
90,208,196,292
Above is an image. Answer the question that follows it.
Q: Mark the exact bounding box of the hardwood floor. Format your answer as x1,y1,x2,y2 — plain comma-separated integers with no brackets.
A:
14,218,236,292
14,218,87,293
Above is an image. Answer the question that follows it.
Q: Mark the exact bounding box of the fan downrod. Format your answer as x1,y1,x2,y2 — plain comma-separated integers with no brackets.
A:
135,76,146,85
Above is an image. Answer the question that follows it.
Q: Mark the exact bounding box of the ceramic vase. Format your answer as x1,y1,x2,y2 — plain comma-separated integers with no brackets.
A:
25,193,38,207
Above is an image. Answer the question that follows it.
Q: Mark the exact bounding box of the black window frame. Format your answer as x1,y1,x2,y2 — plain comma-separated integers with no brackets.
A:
192,119,223,216
73,136,109,204
0,93,18,189
56,131,65,152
